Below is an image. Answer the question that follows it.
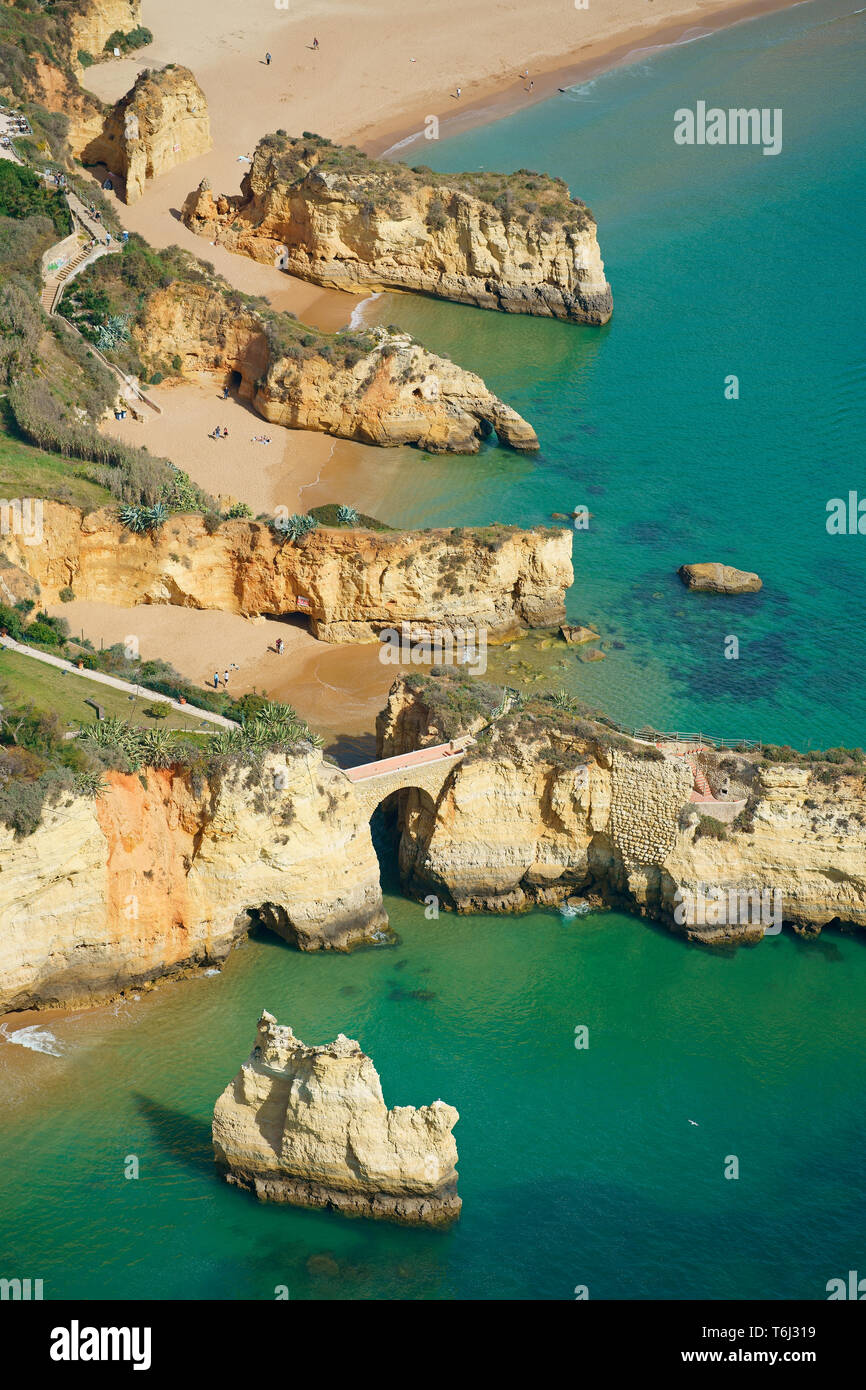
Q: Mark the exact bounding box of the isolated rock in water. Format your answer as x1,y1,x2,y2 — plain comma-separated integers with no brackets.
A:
213,1011,461,1227
677,563,762,594
560,623,600,645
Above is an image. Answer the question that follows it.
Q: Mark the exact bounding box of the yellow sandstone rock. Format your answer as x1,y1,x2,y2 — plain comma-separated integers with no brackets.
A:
376,675,866,939
4,504,573,641
78,66,211,203
136,280,538,451
677,562,762,594
182,134,612,324
213,1011,460,1227
0,752,386,1014
67,0,143,66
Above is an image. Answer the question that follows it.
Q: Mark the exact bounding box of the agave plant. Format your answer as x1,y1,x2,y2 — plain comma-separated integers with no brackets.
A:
118,504,151,533
552,689,578,712
79,715,135,749
78,716,145,770
336,504,360,527
138,727,177,766
96,314,130,352
74,769,108,799
272,513,319,543
118,502,168,533
207,726,250,756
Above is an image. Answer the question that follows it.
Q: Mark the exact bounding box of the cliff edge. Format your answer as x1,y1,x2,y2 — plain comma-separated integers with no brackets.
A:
182,132,612,324
376,673,866,942
4,504,572,641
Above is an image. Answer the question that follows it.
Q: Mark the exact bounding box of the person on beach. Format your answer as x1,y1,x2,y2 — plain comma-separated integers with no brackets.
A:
222,384,229,400
214,671,220,689
265,52,272,65
276,636,284,655
312,37,319,49
224,669,230,687
222,428,229,439
455,87,461,98
214,425,221,438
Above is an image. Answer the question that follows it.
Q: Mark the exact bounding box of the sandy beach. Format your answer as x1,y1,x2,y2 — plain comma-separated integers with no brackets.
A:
80,0,802,324
104,374,408,519
50,600,394,752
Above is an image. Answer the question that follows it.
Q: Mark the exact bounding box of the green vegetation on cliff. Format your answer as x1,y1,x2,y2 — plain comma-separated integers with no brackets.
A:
0,602,324,835
255,131,596,232
307,503,393,532
62,233,381,382
0,161,70,234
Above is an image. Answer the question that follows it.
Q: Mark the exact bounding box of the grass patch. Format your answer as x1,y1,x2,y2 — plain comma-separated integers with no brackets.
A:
0,647,213,737
307,503,394,532
0,413,114,510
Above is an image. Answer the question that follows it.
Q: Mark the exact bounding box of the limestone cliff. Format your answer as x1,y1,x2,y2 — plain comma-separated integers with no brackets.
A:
182,133,612,324
78,66,211,203
213,1011,460,1227
0,45,104,154
67,0,142,65
375,675,866,942
4,503,572,641
0,751,386,1014
135,279,537,451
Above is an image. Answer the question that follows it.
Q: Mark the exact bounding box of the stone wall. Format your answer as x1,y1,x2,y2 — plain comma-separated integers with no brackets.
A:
607,749,693,869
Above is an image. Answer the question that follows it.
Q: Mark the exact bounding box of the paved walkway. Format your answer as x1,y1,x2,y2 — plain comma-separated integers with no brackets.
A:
0,636,238,729
345,738,473,783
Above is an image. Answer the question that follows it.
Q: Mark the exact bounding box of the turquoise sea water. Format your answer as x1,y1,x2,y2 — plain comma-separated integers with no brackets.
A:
1,0,864,1303
2,892,865,1301
368,0,866,752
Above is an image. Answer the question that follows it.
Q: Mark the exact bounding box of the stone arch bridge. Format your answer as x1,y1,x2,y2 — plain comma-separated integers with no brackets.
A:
343,738,475,817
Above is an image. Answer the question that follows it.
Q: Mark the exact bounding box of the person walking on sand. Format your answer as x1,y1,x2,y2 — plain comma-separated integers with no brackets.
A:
222,427,229,440
214,425,221,438
276,636,284,655
214,671,220,689
312,37,319,50
224,669,230,688
455,86,461,99
222,384,229,400
265,52,272,66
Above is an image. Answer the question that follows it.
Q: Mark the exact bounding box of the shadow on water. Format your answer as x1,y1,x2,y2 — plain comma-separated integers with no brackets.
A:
133,1093,215,1179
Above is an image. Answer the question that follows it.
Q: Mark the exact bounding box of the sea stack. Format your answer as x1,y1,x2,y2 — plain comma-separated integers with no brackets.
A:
677,563,762,594
213,1011,461,1227
78,65,211,203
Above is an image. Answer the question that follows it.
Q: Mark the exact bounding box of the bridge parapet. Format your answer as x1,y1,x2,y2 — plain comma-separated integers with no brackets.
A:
343,739,473,817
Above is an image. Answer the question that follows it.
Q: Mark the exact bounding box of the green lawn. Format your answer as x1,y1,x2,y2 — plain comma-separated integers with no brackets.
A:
0,647,213,737
0,416,114,511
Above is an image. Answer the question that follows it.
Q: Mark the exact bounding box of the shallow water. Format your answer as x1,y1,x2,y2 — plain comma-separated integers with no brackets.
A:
2,890,865,1300
368,0,866,752
1,0,864,1304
